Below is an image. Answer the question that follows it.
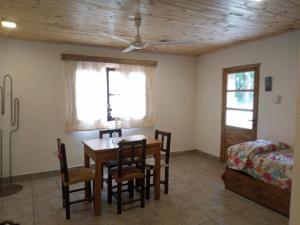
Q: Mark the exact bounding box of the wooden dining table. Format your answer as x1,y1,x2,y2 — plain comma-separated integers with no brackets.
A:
82,134,161,216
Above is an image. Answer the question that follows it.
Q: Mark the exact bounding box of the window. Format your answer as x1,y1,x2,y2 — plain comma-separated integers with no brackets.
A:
225,71,256,129
106,68,146,121
64,60,155,131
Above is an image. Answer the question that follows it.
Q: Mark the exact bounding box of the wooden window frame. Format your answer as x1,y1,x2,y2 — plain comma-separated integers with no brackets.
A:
61,54,157,66
106,67,115,121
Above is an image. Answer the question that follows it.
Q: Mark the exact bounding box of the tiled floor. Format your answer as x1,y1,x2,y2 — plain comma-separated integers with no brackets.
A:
0,153,289,225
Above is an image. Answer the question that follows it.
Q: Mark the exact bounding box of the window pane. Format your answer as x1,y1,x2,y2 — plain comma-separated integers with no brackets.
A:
128,72,146,119
226,110,253,129
109,70,125,119
227,71,255,90
226,91,254,110
75,68,107,122
109,70,146,120
110,95,123,118
109,71,125,95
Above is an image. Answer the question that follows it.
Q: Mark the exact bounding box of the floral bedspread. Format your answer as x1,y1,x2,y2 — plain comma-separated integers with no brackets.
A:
227,140,293,191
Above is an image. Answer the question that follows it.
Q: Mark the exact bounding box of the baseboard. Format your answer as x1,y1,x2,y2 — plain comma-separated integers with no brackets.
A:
1,164,95,184
170,149,220,161
193,149,220,161
170,149,198,157
2,149,219,183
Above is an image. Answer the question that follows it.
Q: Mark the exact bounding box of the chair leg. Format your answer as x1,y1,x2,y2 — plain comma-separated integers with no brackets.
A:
64,186,70,220
61,181,66,208
107,173,113,204
164,166,169,194
101,164,104,189
140,178,145,208
84,181,91,198
117,182,122,215
135,179,140,190
129,180,134,198
146,169,151,199
86,181,92,199
92,180,95,202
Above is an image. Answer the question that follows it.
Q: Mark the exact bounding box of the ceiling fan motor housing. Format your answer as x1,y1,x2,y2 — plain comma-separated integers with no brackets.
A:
134,12,142,28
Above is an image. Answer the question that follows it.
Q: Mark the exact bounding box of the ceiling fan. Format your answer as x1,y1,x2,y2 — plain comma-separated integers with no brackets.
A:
102,12,193,53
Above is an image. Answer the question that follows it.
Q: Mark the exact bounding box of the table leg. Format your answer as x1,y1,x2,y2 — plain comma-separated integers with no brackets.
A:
94,159,102,216
154,147,161,200
84,146,90,198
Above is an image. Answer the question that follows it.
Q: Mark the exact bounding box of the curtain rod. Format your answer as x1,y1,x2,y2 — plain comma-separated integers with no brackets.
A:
61,54,157,67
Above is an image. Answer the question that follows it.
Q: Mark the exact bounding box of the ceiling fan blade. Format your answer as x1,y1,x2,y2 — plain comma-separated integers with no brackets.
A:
109,35,131,43
147,40,193,46
99,32,131,43
122,45,136,53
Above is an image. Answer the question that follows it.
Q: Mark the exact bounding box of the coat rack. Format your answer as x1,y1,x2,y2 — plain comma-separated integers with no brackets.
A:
0,74,22,197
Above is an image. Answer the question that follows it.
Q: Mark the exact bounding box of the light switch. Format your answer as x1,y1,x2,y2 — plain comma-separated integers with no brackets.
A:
272,95,281,104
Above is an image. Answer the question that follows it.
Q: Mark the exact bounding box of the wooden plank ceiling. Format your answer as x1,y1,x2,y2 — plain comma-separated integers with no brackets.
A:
0,0,300,55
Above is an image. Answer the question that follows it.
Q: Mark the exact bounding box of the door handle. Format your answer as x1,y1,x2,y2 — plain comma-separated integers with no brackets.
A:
249,119,257,127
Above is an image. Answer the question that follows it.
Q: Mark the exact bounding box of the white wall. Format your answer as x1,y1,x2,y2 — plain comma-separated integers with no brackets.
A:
195,31,300,157
289,48,300,225
0,38,197,176
1,30,299,177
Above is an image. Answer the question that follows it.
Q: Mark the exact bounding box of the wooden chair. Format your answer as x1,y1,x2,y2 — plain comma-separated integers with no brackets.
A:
145,130,171,199
56,138,94,219
107,139,146,214
99,128,122,139
99,129,122,186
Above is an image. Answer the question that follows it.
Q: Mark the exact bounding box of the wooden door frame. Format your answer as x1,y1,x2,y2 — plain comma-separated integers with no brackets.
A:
220,64,260,162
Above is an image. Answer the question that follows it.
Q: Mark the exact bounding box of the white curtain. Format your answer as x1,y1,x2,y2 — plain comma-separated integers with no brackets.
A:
64,60,156,131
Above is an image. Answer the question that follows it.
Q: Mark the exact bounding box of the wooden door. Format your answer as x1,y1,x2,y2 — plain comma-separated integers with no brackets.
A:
221,64,260,162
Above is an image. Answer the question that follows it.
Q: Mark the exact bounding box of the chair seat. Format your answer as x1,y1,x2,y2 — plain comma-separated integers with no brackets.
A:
63,167,94,186
104,158,133,168
110,166,145,182
146,157,168,168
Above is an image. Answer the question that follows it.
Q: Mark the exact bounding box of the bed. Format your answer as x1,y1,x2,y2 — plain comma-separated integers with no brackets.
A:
222,140,293,216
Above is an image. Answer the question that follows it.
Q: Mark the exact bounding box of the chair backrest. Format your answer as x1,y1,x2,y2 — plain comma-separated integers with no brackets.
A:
56,138,69,183
99,129,122,139
155,130,171,164
117,139,146,178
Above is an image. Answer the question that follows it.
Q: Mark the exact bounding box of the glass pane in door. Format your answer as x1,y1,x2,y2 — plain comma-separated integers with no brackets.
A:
226,91,254,110
226,110,253,129
227,71,255,90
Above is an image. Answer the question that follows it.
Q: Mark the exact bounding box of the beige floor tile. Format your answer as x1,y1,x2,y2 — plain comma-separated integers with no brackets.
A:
172,206,211,225
0,201,33,220
147,193,191,215
199,220,219,225
70,202,94,214
215,213,272,225
33,197,62,215
0,198,3,213
168,182,196,194
0,153,290,225
2,193,33,208
194,199,234,219
211,194,255,213
120,207,179,225
33,177,59,193
34,211,71,225
179,189,220,205
242,205,289,225
70,210,107,225
3,215,34,225
102,209,144,225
